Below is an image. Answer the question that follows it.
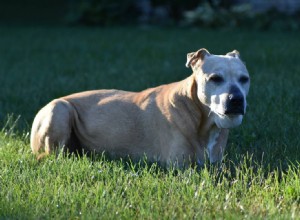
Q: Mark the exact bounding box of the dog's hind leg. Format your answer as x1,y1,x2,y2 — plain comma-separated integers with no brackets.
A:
30,99,75,160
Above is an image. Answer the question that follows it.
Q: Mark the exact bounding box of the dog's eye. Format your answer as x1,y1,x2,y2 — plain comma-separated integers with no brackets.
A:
239,76,249,84
209,75,224,84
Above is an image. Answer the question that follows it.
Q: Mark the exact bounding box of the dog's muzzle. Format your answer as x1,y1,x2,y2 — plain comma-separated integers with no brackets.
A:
224,86,245,115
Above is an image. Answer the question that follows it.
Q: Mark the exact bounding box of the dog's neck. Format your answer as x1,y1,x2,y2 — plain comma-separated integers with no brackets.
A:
166,74,216,137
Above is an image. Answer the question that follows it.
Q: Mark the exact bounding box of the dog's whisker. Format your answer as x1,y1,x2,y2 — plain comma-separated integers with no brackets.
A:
208,110,212,117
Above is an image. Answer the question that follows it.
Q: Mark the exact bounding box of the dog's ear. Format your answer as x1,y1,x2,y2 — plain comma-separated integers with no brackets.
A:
186,48,211,68
226,50,240,58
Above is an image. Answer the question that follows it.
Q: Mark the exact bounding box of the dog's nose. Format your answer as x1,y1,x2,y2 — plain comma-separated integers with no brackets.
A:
224,87,245,115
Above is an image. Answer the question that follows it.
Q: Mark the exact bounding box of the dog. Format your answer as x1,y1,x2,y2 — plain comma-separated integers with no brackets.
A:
30,48,250,167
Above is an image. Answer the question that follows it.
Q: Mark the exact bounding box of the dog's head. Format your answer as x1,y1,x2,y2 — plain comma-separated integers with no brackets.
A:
186,48,250,128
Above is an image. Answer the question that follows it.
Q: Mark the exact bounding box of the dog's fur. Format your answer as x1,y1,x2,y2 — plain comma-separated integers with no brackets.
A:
30,48,250,167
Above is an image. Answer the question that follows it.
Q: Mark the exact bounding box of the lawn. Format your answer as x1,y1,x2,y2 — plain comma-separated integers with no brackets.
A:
0,26,299,219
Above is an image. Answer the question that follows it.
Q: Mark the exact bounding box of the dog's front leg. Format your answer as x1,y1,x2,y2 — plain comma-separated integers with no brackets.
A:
207,128,229,164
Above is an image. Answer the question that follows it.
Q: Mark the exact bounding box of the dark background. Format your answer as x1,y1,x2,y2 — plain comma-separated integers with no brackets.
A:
1,0,300,30
0,0,68,24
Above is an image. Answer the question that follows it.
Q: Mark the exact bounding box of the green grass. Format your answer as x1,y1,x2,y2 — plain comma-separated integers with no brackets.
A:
0,26,300,219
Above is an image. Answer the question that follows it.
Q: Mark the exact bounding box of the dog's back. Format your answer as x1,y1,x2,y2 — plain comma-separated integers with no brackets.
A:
31,81,196,165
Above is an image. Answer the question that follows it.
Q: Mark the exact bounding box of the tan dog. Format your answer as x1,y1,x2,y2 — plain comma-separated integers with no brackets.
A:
30,48,250,167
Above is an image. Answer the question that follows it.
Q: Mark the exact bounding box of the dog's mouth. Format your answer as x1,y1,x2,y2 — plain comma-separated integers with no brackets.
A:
214,111,242,118
212,110,244,129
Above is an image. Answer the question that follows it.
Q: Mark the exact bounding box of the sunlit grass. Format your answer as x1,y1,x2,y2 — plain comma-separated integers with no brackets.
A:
0,131,299,219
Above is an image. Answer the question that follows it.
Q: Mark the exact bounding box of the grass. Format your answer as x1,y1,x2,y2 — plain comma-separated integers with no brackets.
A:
0,25,300,219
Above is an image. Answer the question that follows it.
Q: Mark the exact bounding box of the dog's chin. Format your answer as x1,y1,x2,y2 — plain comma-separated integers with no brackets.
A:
213,113,243,129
